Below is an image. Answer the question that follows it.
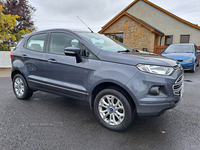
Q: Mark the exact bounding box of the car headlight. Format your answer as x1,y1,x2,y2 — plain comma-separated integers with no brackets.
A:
183,58,193,62
137,64,174,76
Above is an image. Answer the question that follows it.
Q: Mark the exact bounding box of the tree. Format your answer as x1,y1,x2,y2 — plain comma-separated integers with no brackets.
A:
1,0,36,34
0,4,18,50
0,4,18,41
0,4,32,50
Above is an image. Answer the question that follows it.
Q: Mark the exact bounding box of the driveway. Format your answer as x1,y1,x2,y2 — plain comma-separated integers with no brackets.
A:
0,68,11,77
0,69,200,150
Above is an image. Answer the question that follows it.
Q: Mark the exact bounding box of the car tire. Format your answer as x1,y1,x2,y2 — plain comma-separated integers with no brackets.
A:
13,74,33,100
192,63,196,73
94,88,135,131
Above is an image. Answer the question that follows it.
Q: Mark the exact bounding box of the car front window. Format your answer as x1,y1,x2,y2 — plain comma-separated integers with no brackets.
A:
78,32,132,52
165,45,193,53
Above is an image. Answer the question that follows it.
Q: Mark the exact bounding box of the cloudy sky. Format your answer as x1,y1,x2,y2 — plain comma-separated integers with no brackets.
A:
28,0,200,32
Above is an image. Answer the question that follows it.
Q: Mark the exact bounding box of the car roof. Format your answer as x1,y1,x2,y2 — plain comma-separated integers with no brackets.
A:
21,28,92,38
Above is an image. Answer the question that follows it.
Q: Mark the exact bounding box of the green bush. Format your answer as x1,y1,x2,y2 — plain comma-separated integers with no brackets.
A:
0,44,11,51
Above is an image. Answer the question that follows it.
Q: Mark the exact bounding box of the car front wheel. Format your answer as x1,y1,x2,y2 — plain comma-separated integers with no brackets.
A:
13,74,33,100
94,88,135,131
192,63,196,73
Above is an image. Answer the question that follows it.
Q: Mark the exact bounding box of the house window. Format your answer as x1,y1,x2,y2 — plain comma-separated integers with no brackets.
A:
180,35,190,43
165,35,173,46
107,33,124,43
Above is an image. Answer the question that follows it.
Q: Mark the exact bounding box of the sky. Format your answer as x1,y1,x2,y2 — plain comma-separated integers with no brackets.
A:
28,0,200,33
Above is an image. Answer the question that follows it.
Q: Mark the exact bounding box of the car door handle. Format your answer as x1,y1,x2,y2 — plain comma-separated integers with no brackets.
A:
22,54,28,57
48,59,57,63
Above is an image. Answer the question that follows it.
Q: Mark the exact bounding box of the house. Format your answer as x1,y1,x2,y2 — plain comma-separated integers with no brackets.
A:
99,0,200,53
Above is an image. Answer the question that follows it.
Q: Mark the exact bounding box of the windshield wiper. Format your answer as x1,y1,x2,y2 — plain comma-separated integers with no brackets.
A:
118,50,130,53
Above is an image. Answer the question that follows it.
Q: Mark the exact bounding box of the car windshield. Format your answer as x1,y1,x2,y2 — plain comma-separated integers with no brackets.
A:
165,45,193,53
78,32,133,52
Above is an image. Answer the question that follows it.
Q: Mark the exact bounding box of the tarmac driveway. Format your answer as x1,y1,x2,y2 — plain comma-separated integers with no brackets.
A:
0,68,200,150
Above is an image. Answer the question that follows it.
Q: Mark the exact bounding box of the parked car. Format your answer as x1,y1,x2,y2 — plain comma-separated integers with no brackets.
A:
161,43,200,72
11,29,184,131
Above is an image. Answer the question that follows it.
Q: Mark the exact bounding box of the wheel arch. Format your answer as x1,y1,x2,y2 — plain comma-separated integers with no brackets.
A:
89,81,137,112
11,69,26,80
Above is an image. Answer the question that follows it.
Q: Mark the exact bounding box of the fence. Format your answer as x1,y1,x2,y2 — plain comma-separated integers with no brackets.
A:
154,46,200,55
154,46,168,55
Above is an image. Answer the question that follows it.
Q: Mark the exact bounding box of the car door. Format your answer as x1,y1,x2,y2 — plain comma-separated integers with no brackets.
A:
43,32,89,100
22,33,47,89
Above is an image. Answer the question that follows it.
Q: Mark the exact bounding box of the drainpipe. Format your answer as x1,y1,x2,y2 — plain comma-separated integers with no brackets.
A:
160,34,164,46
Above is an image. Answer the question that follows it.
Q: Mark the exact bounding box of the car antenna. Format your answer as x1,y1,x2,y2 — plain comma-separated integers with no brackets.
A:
77,16,94,33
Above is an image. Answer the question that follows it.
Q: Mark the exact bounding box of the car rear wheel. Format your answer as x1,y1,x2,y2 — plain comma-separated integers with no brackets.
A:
94,88,135,131
13,74,33,100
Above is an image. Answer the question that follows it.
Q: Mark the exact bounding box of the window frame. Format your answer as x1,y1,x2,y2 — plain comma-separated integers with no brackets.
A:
180,35,190,43
164,35,173,46
106,33,124,43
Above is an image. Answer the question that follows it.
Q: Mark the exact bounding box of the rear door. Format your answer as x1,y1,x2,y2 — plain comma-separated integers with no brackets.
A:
43,31,89,100
22,33,47,89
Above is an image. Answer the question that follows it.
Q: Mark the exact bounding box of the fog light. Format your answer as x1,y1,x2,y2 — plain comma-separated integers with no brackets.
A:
149,87,160,95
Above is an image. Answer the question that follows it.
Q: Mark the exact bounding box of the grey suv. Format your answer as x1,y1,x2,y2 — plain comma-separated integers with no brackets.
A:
11,29,184,131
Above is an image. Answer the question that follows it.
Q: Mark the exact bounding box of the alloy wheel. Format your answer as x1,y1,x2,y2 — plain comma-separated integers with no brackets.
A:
98,95,125,126
14,77,25,97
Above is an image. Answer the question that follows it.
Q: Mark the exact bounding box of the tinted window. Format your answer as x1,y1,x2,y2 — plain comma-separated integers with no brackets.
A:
26,34,46,52
49,33,79,55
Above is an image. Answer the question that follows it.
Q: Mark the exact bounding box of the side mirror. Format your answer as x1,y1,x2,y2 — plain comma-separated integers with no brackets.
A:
161,50,164,53
64,47,82,63
196,50,200,53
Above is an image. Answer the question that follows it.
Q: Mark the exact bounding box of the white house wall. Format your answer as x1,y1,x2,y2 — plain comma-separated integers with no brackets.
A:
126,0,200,45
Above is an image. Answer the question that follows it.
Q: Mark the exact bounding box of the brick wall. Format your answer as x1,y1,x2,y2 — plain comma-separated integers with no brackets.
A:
102,15,156,52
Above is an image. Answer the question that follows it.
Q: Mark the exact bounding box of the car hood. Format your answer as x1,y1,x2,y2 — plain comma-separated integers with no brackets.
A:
161,53,194,60
98,51,179,67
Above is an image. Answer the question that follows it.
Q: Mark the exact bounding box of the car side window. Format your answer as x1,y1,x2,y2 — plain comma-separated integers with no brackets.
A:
26,34,46,52
49,33,80,55
194,45,198,53
82,45,97,59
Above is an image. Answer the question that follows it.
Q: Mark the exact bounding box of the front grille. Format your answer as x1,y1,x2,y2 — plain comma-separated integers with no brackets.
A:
172,74,184,96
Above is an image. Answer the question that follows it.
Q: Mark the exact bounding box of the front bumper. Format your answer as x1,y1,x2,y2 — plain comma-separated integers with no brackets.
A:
126,66,184,118
179,62,194,71
136,101,180,118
